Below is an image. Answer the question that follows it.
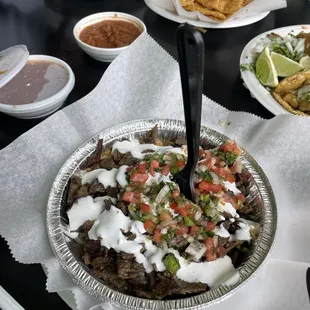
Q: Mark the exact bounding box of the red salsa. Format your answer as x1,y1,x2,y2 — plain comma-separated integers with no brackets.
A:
79,19,142,49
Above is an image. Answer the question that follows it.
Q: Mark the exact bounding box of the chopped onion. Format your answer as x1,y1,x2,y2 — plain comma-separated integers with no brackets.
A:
155,185,170,203
294,38,305,53
285,42,294,56
186,236,194,243
233,158,243,173
158,219,177,229
210,172,220,184
194,209,202,221
213,235,219,248
163,154,172,163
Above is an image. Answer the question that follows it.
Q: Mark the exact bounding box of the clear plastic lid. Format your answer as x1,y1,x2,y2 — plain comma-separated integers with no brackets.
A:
0,45,29,89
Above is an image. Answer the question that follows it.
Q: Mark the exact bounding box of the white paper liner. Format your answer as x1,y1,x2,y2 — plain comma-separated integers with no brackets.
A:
0,33,309,310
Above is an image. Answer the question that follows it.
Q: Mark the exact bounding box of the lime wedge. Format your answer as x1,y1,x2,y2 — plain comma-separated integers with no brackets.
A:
299,56,310,69
255,47,278,87
271,52,303,77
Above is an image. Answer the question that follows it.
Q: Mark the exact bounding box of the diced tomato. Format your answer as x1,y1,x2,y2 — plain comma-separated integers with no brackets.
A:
175,159,185,168
160,211,172,222
133,191,141,204
169,202,178,210
194,188,201,197
137,163,147,174
152,229,161,244
203,151,212,168
176,224,189,235
236,193,245,203
205,221,216,232
214,156,221,165
121,191,135,203
204,237,217,262
199,147,205,158
175,206,188,218
198,180,223,193
144,219,156,234
171,188,180,199
221,193,237,209
216,246,226,258
149,160,159,176
220,140,241,155
126,166,134,173
211,167,235,183
161,165,170,176
189,225,200,236
130,173,148,184
184,203,195,217
221,192,239,209
140,203,151,214
225,174,235,183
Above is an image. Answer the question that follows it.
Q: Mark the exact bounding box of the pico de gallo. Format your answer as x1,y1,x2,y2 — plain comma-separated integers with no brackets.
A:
120,139,249,265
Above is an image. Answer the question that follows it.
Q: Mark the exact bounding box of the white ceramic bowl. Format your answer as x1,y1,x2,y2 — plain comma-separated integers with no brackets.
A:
73,12,147,62
0,55,75,119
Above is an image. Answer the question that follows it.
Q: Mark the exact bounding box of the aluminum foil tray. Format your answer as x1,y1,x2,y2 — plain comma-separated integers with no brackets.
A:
47,119,277,310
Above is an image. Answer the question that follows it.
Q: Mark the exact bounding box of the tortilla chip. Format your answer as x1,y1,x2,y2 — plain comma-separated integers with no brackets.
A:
272,92,309,116
194,3,227,21
178,0,196,11
179,0,195,6
274,70,310,95
196,0,249,14
184,4,196,11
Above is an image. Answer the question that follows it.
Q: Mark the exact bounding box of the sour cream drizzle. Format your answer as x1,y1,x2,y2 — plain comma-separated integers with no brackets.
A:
68,196,104,232
213,224,230,238
176,256,237,288
223,181,241,195
82,168,119,188
112,138,183,160
116,165,128,188
86,203,237,286
217,202,239,218
230,222,251,241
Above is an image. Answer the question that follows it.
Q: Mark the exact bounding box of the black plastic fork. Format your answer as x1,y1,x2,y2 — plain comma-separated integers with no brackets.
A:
172,24,204,203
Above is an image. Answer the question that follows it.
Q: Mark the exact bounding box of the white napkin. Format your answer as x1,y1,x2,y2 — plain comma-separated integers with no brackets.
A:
147,0,287,23
0,33,310,310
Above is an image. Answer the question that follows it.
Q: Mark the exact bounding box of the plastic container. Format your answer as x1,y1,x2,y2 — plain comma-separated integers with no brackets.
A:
73,12,147,63
0,46,75,119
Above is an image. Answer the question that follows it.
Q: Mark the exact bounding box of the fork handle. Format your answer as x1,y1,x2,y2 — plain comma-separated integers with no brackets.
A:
176,24,204,175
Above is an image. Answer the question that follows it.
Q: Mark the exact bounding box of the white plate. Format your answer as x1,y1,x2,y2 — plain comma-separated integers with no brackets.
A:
144,0,270,29
240,25,310,116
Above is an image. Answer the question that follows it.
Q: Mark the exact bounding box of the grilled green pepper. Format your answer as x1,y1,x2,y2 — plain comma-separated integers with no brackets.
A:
163,254,180,274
